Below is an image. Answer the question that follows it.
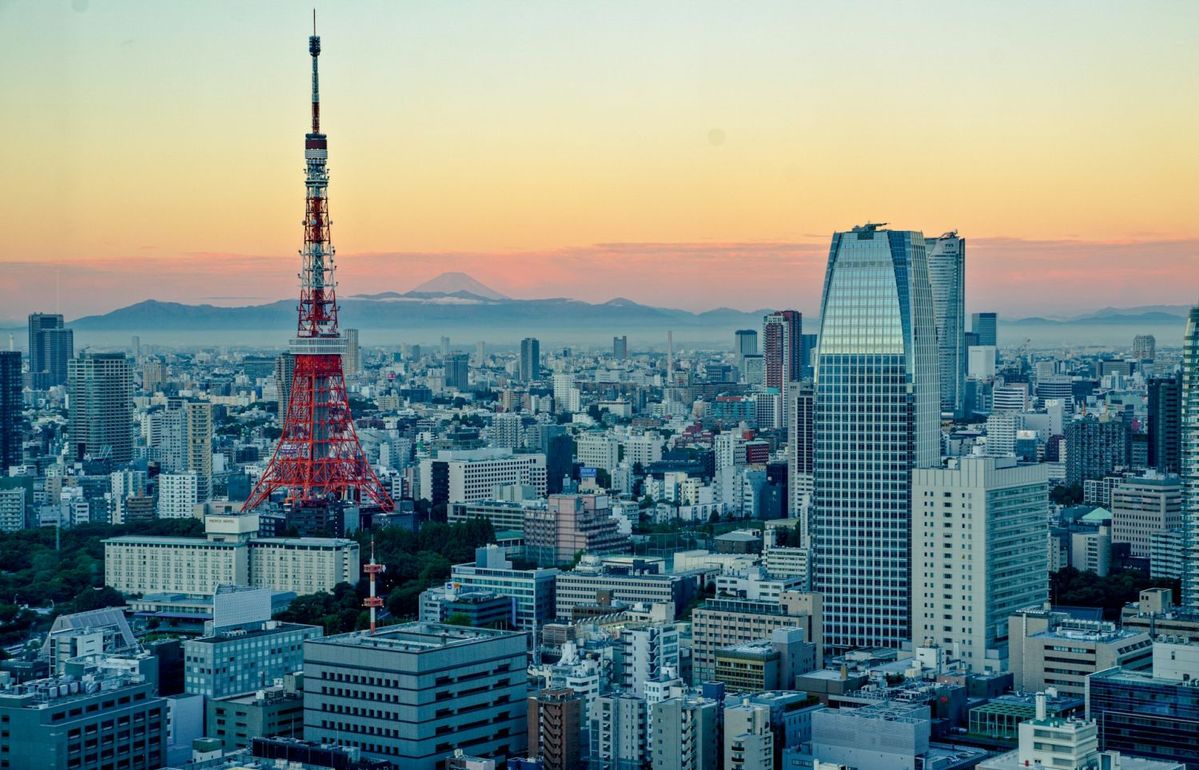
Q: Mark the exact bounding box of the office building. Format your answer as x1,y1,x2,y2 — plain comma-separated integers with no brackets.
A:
724,700,773,770
419,585,514,628
184,400,214,500
1088,666,1199,770
68,352,134,463
1119,589,1199,643
520,337,541,382
491,412,522,450
762,310,802,390
926,231,966,416
1065,416,1130,486
612,336,628,359
527,688,582,770
912,458,1049,672
652,696,718,770
342,327,360,375
812,224,939,652
104,514,360,595
275,352,296,423
418,449,547,505
450,545,558,633
206,674,305,752
1133,334,1157,361
0,351,20,470
972,312,998,347
735,329,758,359
1149,376,1182,474
1110,473,1182,559
0,487,26,532
0,656,166,770
1008,609,1152,696
786,381,814,535
1183,303,1199,612
714,629,816,693
449,499,539,531
445,352,470,390
616,623,680,697
303,623,529,770
594,692,646,770
554,557,692,621
184,621,319,698
524,493,630,567
690,592,822,683
159,472,199,519
27,312,73,389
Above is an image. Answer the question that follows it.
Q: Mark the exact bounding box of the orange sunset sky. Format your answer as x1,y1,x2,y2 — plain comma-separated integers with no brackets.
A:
2,1,1198,320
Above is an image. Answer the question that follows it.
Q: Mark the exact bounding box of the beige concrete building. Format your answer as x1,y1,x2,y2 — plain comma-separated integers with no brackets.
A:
689,591,822,683
1110,472,1181,559
104,513,359,596
912,457,1049,672
1008,609,1152,696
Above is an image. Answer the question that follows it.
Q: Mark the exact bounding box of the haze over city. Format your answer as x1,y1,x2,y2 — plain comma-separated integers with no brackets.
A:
4,1,1198,320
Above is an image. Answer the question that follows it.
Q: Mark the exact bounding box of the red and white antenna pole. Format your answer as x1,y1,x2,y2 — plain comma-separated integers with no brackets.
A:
363,538,385,634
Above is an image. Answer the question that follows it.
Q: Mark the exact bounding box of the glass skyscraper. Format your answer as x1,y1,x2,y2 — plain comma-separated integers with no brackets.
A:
1181,303,1199,611
926,232,966,417
812,224,940,652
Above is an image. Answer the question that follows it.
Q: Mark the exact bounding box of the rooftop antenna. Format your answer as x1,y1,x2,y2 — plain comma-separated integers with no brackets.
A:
363,538,385,634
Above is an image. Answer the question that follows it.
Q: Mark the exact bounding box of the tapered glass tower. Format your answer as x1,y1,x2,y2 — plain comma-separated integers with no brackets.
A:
926,232,965,417
812,224,940,652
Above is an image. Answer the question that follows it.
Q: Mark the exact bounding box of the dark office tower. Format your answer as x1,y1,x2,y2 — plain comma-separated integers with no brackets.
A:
762,310,802,390
520,337,541,382
0,352,21,469
613,336,628,359
926,231,966,417
26,313,73,389
812,225,939,653
67,352,133,463
528,688,582,770
445,352,470,390
1148,376,1182,474
971,312,998,347
735,329,759,357
274,352,295,424
1183,303,1199,612
1064,416,1129,486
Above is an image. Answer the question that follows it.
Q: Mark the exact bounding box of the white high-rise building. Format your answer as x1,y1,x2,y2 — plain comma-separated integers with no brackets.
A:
813,225,940,652
926,231,966,417
724,701,773,770
576,433,620,473
912,457,1049,672
158,472,199,519
490,412,522,450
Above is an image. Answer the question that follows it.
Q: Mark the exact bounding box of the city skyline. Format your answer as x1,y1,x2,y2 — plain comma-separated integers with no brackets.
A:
4,2,1199,319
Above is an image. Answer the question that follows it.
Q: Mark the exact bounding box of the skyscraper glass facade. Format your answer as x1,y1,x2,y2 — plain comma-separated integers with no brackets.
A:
812,225,939,652
926,232,965,417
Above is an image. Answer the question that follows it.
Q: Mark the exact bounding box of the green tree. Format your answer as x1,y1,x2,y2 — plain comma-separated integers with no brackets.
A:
445,612,472,627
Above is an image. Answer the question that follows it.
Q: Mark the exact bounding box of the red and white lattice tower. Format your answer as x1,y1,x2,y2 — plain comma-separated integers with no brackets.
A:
362,539,385,634
243,28,393,513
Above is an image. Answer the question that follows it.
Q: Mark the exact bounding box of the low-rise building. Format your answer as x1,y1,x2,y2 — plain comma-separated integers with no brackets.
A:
302,622,529,770
206,673,305,752
1008,609,1152,697
690,592,822,683
184,620,320,698
0,656,166,770
1086,667,1199,770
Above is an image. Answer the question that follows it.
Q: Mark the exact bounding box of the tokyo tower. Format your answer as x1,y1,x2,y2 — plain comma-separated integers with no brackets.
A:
243,28,393,512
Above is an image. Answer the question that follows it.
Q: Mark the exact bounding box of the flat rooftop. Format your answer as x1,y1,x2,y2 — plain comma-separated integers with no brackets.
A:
309,622,521,653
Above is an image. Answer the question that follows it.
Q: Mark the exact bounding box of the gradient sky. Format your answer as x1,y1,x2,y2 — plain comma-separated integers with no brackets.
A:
3,0,1198,320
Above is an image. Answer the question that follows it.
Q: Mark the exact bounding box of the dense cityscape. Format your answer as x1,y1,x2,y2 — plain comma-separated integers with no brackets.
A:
3,8,1199,770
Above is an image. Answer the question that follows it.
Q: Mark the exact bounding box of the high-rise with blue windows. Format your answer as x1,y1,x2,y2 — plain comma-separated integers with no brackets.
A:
812,224,940,652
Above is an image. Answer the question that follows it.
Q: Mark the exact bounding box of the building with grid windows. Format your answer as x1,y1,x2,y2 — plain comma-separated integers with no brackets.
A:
812,224,940,653
926,231,966,417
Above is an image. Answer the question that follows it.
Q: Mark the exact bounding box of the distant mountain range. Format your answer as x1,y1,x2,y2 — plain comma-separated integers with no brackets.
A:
3,274,1192,340
65,274,775,336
